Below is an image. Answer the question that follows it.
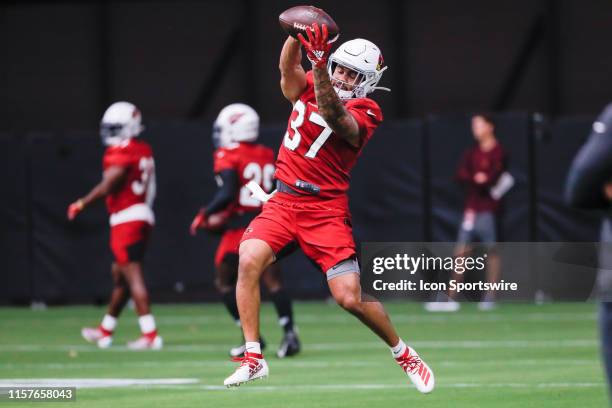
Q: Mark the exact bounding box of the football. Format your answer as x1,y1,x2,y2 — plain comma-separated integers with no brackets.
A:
279,5,340,43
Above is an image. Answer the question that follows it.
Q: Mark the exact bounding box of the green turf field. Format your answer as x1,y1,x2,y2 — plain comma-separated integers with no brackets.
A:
0,302,607,407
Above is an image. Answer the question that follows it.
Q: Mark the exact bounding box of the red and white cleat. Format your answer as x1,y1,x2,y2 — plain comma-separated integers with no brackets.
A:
223,352,269,387
396,346,435,394
127,333,163,350
81,327,113,349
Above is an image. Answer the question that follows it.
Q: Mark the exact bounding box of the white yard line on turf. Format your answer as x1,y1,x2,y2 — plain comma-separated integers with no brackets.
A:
0,359,598,370
0,339,597,353
154,312,598,325
1,312,595,326
149,382,605,392
0,378,199,389
0,379,602,391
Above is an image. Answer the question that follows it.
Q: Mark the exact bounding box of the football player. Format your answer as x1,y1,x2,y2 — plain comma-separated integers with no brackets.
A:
190,103,300,358
68,101,162,350
223,24,435,394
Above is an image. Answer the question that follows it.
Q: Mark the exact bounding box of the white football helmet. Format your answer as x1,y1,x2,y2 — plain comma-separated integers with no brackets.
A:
100,101,144,146
327,38,390,99
212,103,259,148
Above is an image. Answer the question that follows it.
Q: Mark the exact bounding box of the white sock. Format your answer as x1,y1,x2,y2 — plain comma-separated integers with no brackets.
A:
245,341,261,355
138,314,156,334
390,338,407,358
100,314,117,332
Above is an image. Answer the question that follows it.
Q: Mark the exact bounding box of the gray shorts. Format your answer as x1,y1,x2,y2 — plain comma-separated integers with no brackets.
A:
457,211,497,247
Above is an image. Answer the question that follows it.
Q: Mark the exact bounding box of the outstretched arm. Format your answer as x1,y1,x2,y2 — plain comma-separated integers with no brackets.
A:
298,24,360,147
279,36,307,104
67,165,127,220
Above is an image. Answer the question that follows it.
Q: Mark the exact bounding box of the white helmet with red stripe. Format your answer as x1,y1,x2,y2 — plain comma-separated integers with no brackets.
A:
213,103,259,148
100,101,144,146
327,38,390,99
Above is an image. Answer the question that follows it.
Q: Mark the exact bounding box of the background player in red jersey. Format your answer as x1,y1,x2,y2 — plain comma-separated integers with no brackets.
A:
190,103,300,358
223,24,435,393
67,101,162,350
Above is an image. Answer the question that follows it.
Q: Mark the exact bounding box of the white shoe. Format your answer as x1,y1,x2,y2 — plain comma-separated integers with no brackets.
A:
224,352,268,387
127,334,163,350
424,300,460,312
81,327,113,349
395,346,435,394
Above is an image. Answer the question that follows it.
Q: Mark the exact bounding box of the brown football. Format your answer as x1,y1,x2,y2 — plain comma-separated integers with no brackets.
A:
279,5,340,43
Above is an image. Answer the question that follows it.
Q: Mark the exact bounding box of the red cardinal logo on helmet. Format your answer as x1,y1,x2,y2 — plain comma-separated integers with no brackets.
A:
376,53,385,71
229,113,245,124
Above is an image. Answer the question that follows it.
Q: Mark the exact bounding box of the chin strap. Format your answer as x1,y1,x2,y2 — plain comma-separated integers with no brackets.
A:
335,87,355,100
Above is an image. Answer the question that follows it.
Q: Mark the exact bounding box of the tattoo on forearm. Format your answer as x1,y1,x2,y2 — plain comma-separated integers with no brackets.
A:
312,66,358,142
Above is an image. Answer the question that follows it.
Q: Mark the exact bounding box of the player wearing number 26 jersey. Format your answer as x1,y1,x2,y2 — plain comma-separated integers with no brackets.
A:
68,102,162,351
191,103,300,359
225,24,434,394
208,140,275,266
191,103,276,267
213,142,275,223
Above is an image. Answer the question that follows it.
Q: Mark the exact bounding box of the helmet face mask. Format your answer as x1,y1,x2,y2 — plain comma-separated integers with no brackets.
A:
212,123,232,148
329,62,364,99
100,123,124,138
100,101,144,147
327,38,390,100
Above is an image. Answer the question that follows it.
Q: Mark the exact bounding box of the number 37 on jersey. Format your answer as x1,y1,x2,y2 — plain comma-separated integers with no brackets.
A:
283,100,333,159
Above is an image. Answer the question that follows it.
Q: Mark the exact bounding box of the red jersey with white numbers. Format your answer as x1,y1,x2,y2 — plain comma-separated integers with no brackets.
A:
103,139,156,225
213,142,275,215
275,70,383,198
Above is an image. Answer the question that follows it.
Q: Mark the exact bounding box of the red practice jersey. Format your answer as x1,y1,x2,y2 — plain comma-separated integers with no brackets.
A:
213,142,275,215
275,70,383,198
103,138,156,226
